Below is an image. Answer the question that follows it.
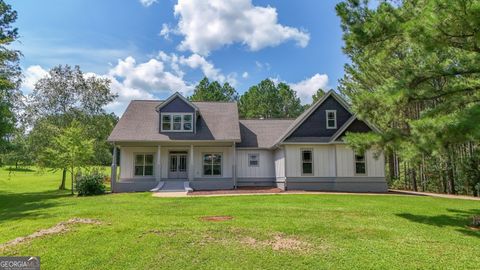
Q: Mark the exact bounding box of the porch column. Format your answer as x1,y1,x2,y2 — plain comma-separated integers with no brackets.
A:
232,142,237,189
156,145,161,181
189,145,194,182
110,144,117,193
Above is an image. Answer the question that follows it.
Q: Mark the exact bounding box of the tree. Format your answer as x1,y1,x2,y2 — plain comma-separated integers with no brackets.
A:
189,77,238,101
27,64,117,189
336,0,480,195
40,121,94,195
239,79,304,118
311,88,326,104
0,1,21,152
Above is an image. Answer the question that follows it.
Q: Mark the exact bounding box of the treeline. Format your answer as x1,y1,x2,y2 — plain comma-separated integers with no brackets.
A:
189,77,324,118
336,0,480,196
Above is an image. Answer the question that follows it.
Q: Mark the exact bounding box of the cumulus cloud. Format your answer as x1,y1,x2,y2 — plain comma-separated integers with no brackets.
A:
173,0,310,55
139,0,157,7
22,65,48,93
22,52,236,114
242,72,248,79
289,73,329,104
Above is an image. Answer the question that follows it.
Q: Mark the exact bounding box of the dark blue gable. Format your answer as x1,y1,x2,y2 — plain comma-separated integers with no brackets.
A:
337,119,372,140
287,95,352,139
158,96,195,113
158,96,196,133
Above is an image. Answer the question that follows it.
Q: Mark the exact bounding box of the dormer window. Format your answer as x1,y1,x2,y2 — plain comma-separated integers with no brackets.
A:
161,113,193,132
326,110,337,129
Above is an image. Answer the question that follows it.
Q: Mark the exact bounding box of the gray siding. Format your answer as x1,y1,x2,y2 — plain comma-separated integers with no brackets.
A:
237,177,275,187
287,96,352,139
190,178,234,190
286,177,387,192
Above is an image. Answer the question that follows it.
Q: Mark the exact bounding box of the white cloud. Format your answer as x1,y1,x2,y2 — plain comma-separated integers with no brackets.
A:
242,72,248,79
159,23,172,40
289,73,329,104
22,52,237,115
173,0,310,55
139,0,157,7
22,65,48,93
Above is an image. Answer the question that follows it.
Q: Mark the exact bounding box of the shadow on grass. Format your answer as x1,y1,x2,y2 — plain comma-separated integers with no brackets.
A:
5,167,36,172
0,189,71,224
397,208,480,238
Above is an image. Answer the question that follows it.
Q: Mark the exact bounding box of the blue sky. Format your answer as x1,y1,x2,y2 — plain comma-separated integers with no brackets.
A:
11,0,348,115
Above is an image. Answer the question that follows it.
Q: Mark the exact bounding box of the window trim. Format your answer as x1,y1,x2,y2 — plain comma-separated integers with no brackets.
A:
325,110,337,129
202,152,223,177
133,153,155,177
248,153,260,167
354,151,367,176
160,112,194,132
301,149,314,176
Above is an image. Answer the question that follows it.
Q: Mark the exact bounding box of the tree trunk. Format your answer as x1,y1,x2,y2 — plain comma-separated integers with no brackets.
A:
388,152,395,182
411,168,418,192
71,166,74,195
59,168,67,190
446,150,456,194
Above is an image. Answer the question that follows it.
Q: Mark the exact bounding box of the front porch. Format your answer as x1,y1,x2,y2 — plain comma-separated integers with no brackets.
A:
110,142,237,192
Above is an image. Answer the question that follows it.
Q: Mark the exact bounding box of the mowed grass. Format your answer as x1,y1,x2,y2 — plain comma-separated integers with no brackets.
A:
0,167,479,269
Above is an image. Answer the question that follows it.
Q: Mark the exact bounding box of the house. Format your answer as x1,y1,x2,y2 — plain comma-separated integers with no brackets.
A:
107,90,387,193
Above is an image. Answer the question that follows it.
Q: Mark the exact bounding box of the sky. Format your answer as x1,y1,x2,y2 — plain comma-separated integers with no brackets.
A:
10,0,349,115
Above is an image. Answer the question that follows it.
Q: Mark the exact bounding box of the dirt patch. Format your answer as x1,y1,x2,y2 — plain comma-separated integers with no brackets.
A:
467,226,480,231
200,216,233,222
240,233,312,252
0,218,103,251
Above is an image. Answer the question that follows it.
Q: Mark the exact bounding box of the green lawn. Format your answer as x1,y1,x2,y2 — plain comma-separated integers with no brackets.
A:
0,167,479,269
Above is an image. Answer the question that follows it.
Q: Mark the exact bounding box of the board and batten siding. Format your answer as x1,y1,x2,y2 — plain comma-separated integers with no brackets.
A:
335,145,385,177
236,149,275,178
284,145,336,177
119,146,157,179
274,148,286,180
193,146,233,178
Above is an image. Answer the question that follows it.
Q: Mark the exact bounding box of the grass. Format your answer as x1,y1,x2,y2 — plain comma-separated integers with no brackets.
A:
0,167,479,269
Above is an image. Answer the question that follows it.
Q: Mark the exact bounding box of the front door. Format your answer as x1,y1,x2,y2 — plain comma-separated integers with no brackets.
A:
168,152,188,179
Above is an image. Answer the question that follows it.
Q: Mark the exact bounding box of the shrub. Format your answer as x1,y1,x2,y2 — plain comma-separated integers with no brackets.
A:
76,173,106,196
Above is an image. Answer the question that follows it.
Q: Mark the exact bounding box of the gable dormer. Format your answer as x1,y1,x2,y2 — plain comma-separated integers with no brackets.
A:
155,92,199,133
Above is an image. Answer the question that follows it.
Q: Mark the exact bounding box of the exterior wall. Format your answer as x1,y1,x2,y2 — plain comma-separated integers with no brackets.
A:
283,144,387,192
288,96,352,139
119,146,157,180
236,149,275,186
285,145,336,177
274,148,285,179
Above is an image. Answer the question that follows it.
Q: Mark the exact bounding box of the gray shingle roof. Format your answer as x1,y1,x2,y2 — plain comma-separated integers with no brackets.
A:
108,100,241,142
237,119,294,148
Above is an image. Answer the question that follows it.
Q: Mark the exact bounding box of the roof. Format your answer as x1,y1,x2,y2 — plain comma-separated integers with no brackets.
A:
237,119,294,148
108,100,241,142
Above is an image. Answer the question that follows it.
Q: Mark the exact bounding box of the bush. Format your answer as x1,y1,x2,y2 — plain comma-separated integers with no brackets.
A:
76,173,106,196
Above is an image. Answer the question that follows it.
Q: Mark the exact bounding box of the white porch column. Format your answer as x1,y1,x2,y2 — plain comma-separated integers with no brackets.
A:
189,145,194,182
232,142,237,189
156,145,161,181
110,144,117,192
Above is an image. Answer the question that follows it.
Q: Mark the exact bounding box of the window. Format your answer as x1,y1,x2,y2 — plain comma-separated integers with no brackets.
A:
301,150,313,175
203,153,222,176
134,154,154,176
248,153,259,167
354,152,366,175
326,110,337,129
161,113,193,132
162,115,171,130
